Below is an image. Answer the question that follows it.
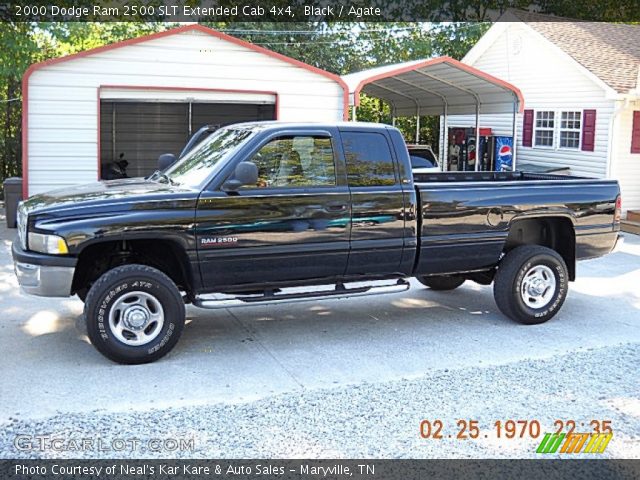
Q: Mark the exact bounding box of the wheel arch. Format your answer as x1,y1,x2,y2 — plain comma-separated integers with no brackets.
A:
71,238,195,298
504,216,576,281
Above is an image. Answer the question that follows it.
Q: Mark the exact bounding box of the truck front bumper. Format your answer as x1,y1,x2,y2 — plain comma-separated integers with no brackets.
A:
12,240,77,297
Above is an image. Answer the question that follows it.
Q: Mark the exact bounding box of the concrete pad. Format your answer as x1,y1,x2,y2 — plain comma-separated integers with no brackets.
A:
1,217,639,427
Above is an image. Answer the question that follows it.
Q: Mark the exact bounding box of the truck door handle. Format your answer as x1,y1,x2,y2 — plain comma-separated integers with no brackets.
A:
326,202,347,212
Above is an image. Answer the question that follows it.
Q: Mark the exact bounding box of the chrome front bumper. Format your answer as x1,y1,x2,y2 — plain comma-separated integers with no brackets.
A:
12,240,76,297
14,262,75,297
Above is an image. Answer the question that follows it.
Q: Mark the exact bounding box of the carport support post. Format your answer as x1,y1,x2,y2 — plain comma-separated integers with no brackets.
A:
474,102,480,172
111,104,116,164
415,107,421,144
512,99,518,170
442,104,448,171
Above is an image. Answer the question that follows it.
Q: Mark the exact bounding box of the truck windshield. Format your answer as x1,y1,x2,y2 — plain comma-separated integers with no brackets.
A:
164,128,253,187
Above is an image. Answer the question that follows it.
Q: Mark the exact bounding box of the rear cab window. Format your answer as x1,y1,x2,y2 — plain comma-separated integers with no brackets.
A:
340,131,397,186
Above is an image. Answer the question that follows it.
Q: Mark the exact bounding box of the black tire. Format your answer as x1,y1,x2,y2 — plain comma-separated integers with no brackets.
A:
493,245,568,325
84,264,185,364
416,275,465,291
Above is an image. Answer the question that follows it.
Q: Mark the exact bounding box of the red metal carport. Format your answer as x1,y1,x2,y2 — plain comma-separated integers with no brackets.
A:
342,56,524,170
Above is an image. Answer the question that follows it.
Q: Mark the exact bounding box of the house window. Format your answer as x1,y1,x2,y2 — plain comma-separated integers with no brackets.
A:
534,111,555,147
559,111,581,149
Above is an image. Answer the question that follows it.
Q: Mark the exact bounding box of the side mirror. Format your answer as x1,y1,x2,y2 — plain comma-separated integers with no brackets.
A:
158,153,177,171
223,161,259,191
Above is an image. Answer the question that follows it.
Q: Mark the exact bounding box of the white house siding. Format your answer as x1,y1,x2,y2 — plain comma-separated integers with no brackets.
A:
445,23,613,177
610,102,640,212
26,29,345,196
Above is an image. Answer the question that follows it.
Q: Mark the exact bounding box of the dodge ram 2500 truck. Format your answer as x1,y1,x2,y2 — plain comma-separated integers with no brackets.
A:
13,122,622,364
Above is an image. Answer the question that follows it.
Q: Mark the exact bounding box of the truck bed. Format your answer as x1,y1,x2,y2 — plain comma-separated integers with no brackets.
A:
412,171,620,277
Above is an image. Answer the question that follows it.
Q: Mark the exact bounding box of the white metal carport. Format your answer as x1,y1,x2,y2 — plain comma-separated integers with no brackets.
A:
22,24,348,197
342,56,524,170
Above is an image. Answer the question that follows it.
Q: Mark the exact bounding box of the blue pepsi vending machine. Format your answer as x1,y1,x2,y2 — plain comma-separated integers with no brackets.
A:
494,136,513,171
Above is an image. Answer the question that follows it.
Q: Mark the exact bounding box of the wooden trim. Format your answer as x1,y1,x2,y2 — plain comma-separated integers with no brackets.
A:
522,109,534,147
581,109,596,152
631,111,640,154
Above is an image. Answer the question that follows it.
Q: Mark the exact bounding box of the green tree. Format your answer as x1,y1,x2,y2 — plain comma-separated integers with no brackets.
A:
0,23,42,184
353,22,491,151
431,22,490,59
203,22,433,75
0,21,489,190
0,22,168,192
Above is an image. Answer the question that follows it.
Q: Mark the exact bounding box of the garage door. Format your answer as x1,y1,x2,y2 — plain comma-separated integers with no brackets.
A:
100,101,276,178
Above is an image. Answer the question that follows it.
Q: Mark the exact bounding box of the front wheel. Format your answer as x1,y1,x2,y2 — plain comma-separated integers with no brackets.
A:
84,264,185,364
493,245,568,325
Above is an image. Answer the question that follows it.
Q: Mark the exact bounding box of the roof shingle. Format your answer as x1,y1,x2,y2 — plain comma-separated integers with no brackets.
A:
508,9,640,94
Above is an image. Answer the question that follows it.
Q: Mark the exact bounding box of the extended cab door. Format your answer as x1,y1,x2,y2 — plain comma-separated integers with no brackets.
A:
195,128,351,290
338,128,409,276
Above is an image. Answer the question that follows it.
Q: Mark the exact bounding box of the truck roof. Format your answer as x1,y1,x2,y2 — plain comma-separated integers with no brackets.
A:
226,120,395,132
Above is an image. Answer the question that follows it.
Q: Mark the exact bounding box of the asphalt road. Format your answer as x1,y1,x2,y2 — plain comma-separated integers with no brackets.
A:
1,218,639,459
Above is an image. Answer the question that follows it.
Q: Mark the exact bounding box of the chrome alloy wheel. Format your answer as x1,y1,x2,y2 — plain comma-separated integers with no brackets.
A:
520,265,556,309
108,291,164,346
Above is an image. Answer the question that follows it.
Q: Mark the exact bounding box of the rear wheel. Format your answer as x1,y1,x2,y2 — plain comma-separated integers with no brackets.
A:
416,275,465,291
84,264,185,364
493,245,568,325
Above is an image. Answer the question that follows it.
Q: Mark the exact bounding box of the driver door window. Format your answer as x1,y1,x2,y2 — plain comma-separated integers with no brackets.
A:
197,132,349,288
244,136,336,188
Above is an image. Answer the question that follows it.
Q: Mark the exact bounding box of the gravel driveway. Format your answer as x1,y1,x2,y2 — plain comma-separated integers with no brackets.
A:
1,217,638,459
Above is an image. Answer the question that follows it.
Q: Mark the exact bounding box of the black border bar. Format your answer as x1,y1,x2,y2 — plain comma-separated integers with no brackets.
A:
2,1,640,22
2,459,640,480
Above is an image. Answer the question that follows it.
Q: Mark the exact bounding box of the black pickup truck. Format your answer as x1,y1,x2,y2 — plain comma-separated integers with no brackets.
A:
13,122,622,364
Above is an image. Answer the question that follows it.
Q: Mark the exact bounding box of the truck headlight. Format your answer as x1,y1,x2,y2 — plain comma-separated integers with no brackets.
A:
17,203,27,250
28,232,69,255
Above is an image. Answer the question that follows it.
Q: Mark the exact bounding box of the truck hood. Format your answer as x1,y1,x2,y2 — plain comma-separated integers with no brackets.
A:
22,178,199,216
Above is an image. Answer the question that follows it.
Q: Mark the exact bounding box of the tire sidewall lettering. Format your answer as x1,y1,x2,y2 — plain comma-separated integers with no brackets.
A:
515,256,567,319
148,323,175,354
97,282,129,340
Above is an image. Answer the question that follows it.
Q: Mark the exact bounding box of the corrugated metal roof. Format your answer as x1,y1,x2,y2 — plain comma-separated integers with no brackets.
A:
341,59,426,89
342,56,523,116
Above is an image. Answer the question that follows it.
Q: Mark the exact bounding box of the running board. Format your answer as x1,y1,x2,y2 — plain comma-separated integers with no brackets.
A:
193,279,410,309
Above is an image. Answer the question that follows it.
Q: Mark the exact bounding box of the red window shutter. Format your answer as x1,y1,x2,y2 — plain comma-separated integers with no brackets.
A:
632,111,640,154
522,109,533,147
581,109,596,151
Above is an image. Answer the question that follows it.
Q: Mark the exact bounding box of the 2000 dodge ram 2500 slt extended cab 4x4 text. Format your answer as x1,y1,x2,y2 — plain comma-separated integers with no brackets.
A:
13,122,622,363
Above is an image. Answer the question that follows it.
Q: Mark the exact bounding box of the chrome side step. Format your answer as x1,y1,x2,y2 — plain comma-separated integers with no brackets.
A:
193,279,410,309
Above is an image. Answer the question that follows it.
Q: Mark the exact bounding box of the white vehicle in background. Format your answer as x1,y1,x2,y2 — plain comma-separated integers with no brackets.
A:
407,145,441,173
